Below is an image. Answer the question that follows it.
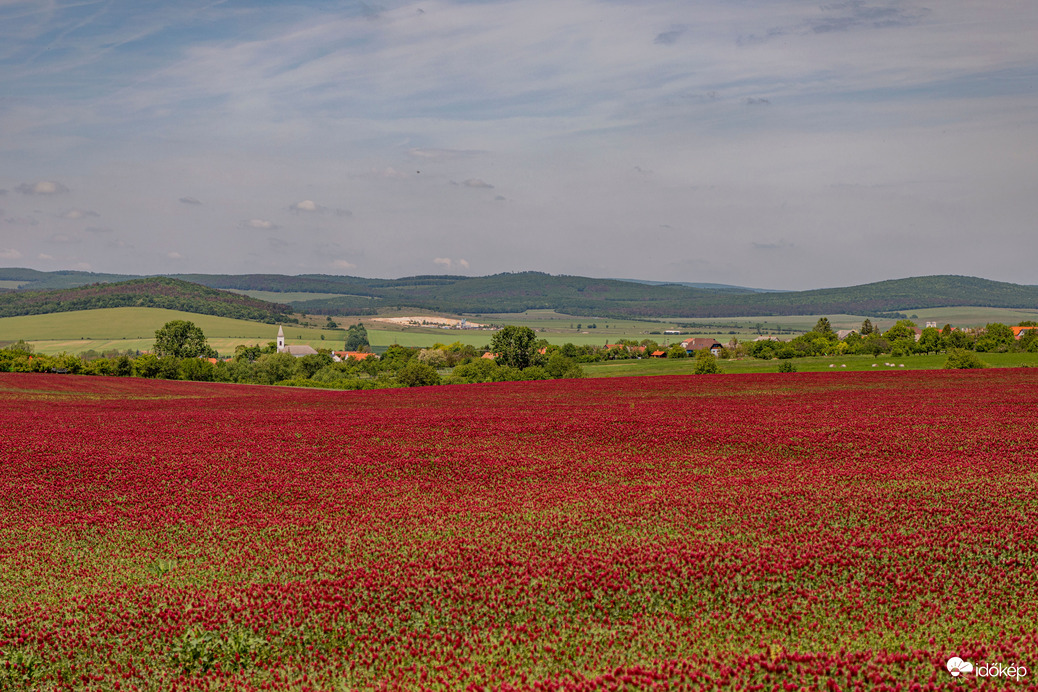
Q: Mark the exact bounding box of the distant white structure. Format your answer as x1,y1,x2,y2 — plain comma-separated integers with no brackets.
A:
276,325,318,358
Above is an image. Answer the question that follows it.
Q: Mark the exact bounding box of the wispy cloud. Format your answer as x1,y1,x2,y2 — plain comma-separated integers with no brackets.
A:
59,208,100,219
16,180,68,195
1,1,1036,287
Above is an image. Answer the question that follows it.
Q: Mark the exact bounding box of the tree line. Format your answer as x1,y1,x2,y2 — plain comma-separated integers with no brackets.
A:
742,318,1038,360
0,323,586,389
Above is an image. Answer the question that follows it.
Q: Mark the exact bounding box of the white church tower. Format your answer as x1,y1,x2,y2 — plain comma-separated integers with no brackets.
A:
277,325,285,353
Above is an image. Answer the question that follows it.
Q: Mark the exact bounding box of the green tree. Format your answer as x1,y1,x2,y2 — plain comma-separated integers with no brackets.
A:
489,326,538,370
545,352,583,379
154,320,217,359
133,353,162,378
234,344,262,362
113,355,134,377
397,361,441,387
814,317,834,337
344,323,369,351
981,323,1015,352
946,329,974,350
380,345,417,370
179,358,217,382
860,319,874,336
4,339,34,354
157,356,182,380
254,352,298,384
917,327,942,355
298,352,334,378
693,350,720,374
883,320,918,342
446,359,502,384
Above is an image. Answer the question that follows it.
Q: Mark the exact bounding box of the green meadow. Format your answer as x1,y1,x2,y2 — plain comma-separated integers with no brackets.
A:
582,351,1038,377
0,308,342,357
5,304,1038,361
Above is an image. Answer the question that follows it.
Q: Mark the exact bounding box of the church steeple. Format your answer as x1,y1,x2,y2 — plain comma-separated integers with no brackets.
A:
277,325,285,353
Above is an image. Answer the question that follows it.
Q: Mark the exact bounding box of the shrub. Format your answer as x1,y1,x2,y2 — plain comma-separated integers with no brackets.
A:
778,361,797,373
943,349,988,369
693,350,720,375
397,361,441,387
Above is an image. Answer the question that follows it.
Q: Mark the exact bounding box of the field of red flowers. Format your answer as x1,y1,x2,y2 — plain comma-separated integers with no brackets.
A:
1,369,1037,690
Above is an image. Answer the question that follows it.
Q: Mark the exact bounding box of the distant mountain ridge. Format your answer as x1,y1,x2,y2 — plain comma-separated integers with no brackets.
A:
0,268,1036,319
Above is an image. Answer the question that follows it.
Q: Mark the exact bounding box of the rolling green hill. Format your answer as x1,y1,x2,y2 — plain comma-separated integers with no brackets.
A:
0,277,296,323
0,307,337,356
286,273,1038,318
1,268,1037,319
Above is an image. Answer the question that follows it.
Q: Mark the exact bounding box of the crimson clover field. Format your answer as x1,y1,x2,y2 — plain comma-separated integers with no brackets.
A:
1,370,1037,690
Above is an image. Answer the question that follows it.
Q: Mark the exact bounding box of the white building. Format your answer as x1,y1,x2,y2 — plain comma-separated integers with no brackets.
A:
276,326,319,358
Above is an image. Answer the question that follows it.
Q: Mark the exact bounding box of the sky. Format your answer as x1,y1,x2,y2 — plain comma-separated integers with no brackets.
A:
1,0,1037,290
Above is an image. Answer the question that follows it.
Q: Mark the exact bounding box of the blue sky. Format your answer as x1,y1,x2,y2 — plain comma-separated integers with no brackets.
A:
1,0,1036,289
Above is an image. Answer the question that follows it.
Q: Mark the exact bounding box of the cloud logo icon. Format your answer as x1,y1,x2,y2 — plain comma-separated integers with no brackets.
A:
947,657,974,677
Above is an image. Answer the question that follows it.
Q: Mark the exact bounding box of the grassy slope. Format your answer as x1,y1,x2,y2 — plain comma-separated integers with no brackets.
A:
0,308,342,357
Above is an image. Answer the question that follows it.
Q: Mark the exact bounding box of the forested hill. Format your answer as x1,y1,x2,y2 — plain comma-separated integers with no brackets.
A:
1,268,1037,318
287,273,1038,318
0,277,296,323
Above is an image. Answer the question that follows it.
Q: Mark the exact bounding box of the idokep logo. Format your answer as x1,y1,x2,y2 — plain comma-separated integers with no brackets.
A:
947,657,1029,682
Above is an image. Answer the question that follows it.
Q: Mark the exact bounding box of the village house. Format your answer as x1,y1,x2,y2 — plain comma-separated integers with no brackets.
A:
332,351,378,362
680,337,723,356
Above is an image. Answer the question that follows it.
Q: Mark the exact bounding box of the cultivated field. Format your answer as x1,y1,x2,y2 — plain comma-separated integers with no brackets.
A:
1,370,1035,689
0,308,341,356
6,305,1038,358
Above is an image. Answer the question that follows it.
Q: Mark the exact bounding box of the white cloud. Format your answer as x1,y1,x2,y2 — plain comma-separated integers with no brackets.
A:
72,262,91,271
59,209,100,219
16,180,68,195
46,233,80,244
167,251,184,259
0,249,22,259
290,199,351,216
37,253,54,260
2,1,1037,286
332,259,356,270
433,257,469,270
290,199,321,212
241,218,278,230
